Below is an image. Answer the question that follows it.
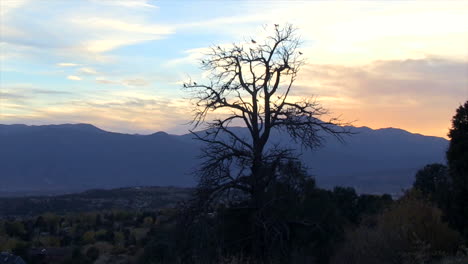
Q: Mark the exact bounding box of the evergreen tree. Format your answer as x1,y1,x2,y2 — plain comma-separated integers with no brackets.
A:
413,163,451,212
446,101,468,237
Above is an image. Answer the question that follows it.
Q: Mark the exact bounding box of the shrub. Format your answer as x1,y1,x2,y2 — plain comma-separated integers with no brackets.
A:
331,191,463,264
86,246,100,261
82,231,95,244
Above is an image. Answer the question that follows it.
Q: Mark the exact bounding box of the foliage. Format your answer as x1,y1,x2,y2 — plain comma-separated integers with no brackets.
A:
138,221,182,264
331,191,462,264
414,164,450,198
86,246,100,261
82,231,96,244
413,164,452,219
173,160,394,263
2,185,464,264
0,210,162,264
446,100,468,237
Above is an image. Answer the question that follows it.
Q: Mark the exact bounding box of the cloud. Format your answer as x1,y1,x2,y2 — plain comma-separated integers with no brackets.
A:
32,89,73,96
0,91,29,100
175,14,264,32
96,79,118,85
165,47,208,67
57,62,79,67
298,58,467,102
1,2,174,64
90,0,157,9
0,96,191,135
0,0,28,17
95,78,149,87
0,87,73,99
78,67,98,75
294,58,468,137
67,75,82,81
172,2,468,65
67,18,173,54
122,79,149,87
73,18,170,35
0,87,74,118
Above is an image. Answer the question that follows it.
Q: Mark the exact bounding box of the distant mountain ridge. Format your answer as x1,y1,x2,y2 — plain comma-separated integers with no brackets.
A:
0,123,448,195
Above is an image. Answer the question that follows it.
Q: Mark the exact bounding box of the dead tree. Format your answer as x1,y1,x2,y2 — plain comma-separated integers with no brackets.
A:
183,24,350,261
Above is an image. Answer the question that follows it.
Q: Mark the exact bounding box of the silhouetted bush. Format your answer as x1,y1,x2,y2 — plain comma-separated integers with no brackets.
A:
85,246,100,261
139,225,178,264
331,191,462,264
414,164,452,216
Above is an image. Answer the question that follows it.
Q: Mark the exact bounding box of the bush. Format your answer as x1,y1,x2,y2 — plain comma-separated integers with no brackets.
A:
140,226,178,264
331,191,463,264
438,257,468,264
86,246,100,261
82,231,95,244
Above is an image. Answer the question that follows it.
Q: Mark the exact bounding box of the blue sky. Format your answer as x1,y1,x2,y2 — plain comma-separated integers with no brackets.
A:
1,0,467,137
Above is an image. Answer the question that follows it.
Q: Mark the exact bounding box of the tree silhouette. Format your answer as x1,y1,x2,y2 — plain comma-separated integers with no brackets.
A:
413,163,451,214
185,24,349,207
446,100,468,236
183,24,350,260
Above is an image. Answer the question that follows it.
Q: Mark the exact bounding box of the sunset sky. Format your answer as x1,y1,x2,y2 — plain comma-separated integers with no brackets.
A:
1,0,467,138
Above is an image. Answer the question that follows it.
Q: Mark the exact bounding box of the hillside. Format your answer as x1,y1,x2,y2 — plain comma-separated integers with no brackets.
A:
0,186,192,217
0,123,448,195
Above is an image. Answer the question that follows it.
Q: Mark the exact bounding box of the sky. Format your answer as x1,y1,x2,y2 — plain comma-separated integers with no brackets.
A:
1,0,467,138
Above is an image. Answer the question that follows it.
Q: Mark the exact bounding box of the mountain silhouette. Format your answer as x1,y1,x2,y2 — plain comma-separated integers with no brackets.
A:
0,124,447,195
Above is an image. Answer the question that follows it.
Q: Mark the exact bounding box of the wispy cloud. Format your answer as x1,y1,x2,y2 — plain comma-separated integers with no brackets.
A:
295,58,468,137
1,95,191,134
67,75,82,81
0,91,29,100
172,2,468,65
165,47,207,67
96,79,118,85
1,86,73,99
95,78,150,87
0,0,28,16
67,17,173,54
32,89,73,96
1,2,174,64
78,67,98,75
90,0,158,9
122,79,149,87
57,63,80,67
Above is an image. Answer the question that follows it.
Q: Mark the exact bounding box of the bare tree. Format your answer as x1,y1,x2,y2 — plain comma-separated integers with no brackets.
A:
184,24,349,209
180,24,352,262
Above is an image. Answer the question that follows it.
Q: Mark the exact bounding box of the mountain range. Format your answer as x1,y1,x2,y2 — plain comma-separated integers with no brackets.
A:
0,123,448,196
